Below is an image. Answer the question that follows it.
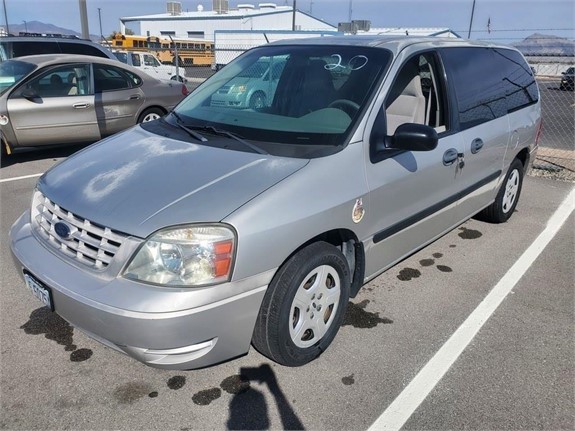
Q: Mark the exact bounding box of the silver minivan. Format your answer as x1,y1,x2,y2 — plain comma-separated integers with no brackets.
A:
10,36,541,369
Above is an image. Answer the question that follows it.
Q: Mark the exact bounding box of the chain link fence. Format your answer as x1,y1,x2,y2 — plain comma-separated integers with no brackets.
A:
530,60,574,182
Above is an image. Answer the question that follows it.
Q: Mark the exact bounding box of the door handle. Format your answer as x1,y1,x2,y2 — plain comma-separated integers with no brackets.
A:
443,148,459,166
72,103,90,109
471,138,484,154
129,94,141,100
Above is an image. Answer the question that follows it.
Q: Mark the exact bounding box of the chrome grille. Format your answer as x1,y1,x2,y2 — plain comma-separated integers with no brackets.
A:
32,191,127,270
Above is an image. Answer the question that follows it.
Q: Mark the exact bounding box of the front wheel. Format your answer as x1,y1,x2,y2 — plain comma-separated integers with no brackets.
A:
478,158,524,223
252,242,350,366
249,91,266,109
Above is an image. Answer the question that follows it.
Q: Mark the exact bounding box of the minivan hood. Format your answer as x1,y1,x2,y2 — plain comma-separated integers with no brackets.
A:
39,127,308,238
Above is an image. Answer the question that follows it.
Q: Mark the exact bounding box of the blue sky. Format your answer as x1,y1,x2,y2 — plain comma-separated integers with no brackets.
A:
2,0,574,43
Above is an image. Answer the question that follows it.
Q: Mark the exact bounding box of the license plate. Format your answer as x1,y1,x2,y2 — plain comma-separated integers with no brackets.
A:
23,271,54,311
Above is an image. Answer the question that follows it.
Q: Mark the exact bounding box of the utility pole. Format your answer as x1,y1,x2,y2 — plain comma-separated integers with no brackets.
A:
22,20,27,32
467,0,476,39
2,0,9,35
78,0,89,39
348,0,352,22
98,8,103,41
292,0,296,31
309,0,313,14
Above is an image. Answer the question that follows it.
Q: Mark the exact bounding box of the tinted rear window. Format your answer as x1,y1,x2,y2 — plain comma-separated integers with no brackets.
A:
441,47,538,130
59,42,109,58
10,41,61,57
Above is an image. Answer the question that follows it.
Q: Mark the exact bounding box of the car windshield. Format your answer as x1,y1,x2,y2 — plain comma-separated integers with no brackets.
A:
0,59,37,95
114,52,128,64
172,44,392,158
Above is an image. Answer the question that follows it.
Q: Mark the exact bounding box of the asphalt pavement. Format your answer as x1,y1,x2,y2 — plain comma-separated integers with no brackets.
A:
0,148,573,430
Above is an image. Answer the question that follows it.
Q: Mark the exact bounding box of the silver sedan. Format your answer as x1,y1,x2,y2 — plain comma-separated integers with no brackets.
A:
0,54,189,155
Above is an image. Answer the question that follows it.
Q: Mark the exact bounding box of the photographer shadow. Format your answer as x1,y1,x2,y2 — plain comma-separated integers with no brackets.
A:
227,364,304,430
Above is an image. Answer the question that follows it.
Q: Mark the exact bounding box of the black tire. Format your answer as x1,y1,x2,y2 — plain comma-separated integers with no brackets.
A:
252,241,350,366
478,158,524,223
137,107,164,124
249,91,266,109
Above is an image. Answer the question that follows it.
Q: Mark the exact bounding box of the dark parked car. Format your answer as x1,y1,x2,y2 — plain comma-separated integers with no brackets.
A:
560,67,574,90
0,54,188,155
0,33,116,62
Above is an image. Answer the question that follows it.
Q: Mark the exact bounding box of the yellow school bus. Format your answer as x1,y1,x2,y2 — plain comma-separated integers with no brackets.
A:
111,34,214,66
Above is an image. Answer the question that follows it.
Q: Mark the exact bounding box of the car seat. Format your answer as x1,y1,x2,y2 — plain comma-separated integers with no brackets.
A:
385,73,426,135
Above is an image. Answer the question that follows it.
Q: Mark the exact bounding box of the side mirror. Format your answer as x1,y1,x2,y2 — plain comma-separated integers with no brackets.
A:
21,86,39,101
388,123,438,152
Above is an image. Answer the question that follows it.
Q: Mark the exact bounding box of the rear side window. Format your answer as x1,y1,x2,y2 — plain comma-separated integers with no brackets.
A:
93,64,142,92
493,48,538,113
11,41,60,57
60,42,109,58
441,47,538,130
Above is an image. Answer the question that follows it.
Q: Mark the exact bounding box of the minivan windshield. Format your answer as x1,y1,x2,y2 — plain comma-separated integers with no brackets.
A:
0,59,36,95
170,44,392,158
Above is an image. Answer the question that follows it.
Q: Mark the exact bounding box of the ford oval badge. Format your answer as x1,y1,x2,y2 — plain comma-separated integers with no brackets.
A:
54,222,72,240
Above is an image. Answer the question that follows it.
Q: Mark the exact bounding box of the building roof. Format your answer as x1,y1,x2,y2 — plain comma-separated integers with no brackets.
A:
121,6,305,22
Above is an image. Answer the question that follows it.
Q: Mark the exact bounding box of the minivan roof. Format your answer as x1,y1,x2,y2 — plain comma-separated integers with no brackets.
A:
267,35,517,54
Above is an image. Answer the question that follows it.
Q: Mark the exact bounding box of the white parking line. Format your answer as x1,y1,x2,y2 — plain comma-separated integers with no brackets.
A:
368,186,575,431
0,173,43,183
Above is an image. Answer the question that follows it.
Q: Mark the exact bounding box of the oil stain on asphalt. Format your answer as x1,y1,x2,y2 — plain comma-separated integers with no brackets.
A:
419,258,435,267
114,382,154,404
221,374,251,395
342,300,393,328
167,376,186,390
21,307,93,362
192,388,222,406
437,265,453,273
397,268,422,281
342,374,355,385
458,226,483,239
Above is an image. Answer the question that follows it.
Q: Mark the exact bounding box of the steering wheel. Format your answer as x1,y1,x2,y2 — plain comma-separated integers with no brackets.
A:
328,99,360,116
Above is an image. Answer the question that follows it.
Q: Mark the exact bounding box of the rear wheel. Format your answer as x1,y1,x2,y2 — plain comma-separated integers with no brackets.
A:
137,107,164,123
252,242,350,366
478,158,524,223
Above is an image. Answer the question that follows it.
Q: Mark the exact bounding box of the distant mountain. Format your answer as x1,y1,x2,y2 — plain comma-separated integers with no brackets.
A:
7,20,102,41
514,33,575,56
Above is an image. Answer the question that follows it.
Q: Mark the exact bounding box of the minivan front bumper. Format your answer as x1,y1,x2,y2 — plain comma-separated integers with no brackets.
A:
10,212,270,369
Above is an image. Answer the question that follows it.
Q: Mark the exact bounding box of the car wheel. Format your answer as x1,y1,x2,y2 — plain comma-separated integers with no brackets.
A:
249,92,266,109
478,158,524,223
138,107,164,123
252,241,350,366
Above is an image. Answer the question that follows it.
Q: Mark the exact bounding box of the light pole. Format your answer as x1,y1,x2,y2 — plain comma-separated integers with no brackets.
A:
97,8,103,41
2,0,9,35
22,20,27,32
467,0,477,39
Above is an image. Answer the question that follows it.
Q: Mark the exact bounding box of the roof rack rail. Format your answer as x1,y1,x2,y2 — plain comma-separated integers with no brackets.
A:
18,32,80,39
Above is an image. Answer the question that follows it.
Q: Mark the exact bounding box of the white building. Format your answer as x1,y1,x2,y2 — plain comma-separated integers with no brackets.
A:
119,2,336,41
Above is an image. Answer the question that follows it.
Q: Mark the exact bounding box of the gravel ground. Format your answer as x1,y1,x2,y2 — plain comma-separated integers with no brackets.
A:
530,161,575,182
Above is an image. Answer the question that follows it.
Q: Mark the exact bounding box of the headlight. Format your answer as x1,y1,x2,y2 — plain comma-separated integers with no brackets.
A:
230,85,246,94
123,224,236,287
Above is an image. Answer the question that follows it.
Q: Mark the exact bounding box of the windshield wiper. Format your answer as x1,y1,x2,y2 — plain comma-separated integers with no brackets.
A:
192,125,269,155
170,112,208,142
